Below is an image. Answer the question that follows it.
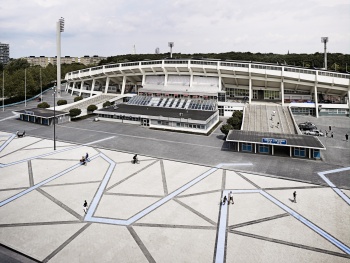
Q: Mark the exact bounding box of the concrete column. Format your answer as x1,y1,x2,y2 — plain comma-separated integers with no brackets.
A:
309,148,311,158
164,74,168,86
254,144,257,153
142,74,145,86
121,76,126,95
237,142,240,152
90,79,96,97
79,81,84,96
218,75,222,90
272,145,274,155
104,77,110,94
248,64,252,104
65,82,69,92
190,73,193,87
71,82,75,95
281,81,284,106
290,147,292,157
249,77,252,104
314,85,319,118
348,88,350,118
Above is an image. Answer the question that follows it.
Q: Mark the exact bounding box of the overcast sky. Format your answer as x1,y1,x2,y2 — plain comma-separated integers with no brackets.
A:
1,0,349,58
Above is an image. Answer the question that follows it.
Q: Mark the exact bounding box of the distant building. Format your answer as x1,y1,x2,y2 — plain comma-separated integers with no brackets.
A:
0,42,10,65
24,55,105,67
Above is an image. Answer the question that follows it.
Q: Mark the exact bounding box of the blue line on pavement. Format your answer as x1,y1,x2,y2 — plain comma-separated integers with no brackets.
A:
0,134,16,153
318,167,350,205
0,154,100,207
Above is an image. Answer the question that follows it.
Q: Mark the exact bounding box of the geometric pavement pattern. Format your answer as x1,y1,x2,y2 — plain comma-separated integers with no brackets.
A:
0,131,349,262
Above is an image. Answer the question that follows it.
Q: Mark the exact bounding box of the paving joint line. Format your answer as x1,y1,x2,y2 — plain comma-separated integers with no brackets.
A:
127,226,156,263
229,213,290,229
28,160,34,187
0,220,82,228
174,198,216,225
105,160,159,192
36,188,83,221
230,230,350,259
160,160,168,195
42,223,91,263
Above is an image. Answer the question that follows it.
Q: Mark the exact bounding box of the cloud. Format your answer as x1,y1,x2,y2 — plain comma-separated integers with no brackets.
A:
1,0,349,58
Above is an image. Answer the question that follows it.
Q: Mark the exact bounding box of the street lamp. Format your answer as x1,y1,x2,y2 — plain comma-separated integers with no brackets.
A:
53,82,56,150
168,42,174,58
2,70,4,112
57,17,64,98
321,37,328,70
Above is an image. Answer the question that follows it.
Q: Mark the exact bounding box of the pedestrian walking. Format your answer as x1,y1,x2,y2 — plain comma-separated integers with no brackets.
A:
331,132,333,138
222,195,227,205
83,200,88,214
325,131,328,137
80,156,86,165
229,191,234,205
346,134,349,141
293,191,297,203
85,152,89,162
329,125,331,131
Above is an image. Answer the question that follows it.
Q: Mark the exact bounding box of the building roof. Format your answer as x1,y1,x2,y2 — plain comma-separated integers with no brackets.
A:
96,104,216,121
16,108,68,118
226,130,325,149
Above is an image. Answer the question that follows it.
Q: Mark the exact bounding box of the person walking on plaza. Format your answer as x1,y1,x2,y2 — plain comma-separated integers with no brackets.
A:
346,133,349,142
222,195,227,205
85,152,89,162
229,191,234,205
331,132,334,138
83,200,88,214
293,191,297,203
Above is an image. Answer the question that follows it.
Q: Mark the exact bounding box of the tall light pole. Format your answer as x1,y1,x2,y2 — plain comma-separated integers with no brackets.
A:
57,17,64,98
24,68,26,108
53,82,56,150
168,42,174,58
2,70,4,112
40,67,42,101
321,37,328,70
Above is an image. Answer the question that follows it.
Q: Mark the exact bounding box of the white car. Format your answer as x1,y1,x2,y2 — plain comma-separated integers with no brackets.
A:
304,130,324,136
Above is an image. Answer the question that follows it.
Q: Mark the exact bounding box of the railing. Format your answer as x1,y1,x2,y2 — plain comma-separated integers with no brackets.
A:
65,59,350,81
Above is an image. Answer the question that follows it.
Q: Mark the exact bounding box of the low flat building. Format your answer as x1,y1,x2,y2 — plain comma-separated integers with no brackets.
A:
95,104,219,134
226,130,325,159
16,108,70,126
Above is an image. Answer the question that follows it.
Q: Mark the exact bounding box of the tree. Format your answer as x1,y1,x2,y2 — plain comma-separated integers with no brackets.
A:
220,124,233,136
87,104,97,112
69,108,82,118
103,101,111,107
74,96,83,102
57,100,67,106
227,111,243,129
37,102,50,108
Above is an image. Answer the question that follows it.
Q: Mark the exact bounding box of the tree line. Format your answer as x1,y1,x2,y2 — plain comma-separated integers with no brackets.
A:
99,51,350,73
0,59,87,105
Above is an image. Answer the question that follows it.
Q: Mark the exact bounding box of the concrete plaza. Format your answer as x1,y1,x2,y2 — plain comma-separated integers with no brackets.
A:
0,131,349,262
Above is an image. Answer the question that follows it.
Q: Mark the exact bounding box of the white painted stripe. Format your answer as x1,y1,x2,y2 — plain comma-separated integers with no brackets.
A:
0,134,16,153
260,191,350,254
0,154,100,207
0,136,115,168
318,167,350,205
215,191,228,263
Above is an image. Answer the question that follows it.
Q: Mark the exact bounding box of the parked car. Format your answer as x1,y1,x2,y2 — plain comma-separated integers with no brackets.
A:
298,122,317,131
304,130,324,136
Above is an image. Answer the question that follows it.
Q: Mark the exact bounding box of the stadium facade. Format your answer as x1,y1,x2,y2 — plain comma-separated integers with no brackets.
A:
64,58,350,119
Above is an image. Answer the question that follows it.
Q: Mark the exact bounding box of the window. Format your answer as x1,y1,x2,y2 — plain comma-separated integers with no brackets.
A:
242,143,252,152
259,145,269,154
294,147,306,157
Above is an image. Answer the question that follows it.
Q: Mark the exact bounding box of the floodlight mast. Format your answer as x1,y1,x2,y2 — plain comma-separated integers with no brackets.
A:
168,42,174,58
321,37,328,70
56,17,64,98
